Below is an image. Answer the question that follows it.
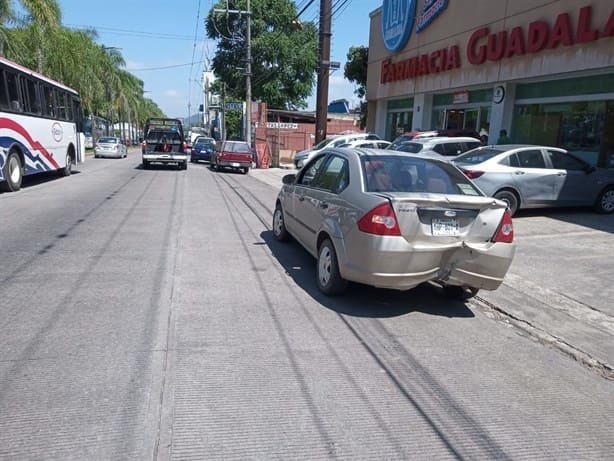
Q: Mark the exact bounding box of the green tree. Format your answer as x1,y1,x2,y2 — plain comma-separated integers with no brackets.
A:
344,45,369,128
1,1,164,126
206,0,318,109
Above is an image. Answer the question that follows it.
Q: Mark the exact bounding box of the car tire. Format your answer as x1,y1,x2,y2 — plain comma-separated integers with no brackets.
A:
0,150,23,192
242,167,249,174
494,190,519,216
317,239,347,296
594,186,614,214
142,160,149,170
272,204,290,242
444,285,479,300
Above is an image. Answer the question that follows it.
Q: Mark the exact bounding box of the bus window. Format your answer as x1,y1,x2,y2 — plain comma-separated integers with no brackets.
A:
25,78,41,114
6,71,21,112
55,89,66,120
0,70,8,110
43,85,54,117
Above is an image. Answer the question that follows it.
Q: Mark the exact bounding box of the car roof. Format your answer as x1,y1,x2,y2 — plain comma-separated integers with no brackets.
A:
326,146,452,166
410,136,481,144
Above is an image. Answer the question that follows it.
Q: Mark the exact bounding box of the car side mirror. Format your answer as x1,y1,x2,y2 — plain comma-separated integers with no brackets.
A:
282,174,296,185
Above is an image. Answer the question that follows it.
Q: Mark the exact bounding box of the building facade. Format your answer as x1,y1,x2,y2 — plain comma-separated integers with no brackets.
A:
367,0,614,168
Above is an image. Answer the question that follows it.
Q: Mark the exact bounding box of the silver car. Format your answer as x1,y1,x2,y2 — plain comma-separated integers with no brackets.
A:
273,148,515,299
451,145,614,216
94,137,127,159
388,136,482,160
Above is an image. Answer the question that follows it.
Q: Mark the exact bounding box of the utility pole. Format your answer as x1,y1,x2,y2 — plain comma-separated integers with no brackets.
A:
213,2,252,145
245,0,252,146
315,0,332,144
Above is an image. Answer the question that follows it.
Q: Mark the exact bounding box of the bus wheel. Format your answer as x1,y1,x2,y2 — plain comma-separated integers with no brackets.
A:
1,150,23,192
59,152,72,177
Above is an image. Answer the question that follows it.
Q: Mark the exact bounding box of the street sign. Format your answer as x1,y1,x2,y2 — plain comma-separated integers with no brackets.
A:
225,101,243,111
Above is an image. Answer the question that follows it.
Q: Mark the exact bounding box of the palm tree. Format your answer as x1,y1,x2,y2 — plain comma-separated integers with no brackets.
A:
19,0,61,72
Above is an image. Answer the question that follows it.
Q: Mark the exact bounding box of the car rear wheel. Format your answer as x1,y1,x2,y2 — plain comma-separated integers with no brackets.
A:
443,285,479,300
242,167,249,174
142,160,149,170
494,190,519,216
317,239,347,296
273,204,290,242
595,186,614,214
0,150,23,192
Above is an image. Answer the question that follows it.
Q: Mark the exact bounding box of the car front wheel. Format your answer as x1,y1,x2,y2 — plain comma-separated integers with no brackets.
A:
317,239,347,296
595,186,614,213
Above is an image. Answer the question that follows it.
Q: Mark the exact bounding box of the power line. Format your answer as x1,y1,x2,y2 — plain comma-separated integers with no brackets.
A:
126,60,207,72
65,23,194,41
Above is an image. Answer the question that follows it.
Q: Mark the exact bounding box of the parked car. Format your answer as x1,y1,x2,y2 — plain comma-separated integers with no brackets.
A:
94,137,127,159
338,139,392,149
211,140,253,174
190,136,216,163
294,133,381,168
451,145,614,216
273,147,515,299
388,136,482,160
390,128,480,150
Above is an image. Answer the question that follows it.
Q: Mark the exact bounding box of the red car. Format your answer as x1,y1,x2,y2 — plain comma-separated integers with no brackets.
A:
210,140,253,174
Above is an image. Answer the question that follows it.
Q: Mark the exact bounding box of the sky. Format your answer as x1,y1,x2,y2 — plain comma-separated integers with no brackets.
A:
55,0,377,119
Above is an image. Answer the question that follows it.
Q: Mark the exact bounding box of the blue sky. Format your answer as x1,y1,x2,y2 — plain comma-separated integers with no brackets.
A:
56,0,375,119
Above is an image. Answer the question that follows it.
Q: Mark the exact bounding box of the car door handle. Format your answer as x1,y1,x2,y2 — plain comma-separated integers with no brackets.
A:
514,171,525,175
557,172,567,176
319,202,329,209
298,195,305,201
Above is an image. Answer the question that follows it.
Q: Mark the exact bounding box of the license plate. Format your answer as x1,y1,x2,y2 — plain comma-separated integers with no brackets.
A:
231,162,240,167
431,218,459,236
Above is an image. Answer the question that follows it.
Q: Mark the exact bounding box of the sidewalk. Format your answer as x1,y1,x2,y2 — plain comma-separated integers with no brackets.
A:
250,167,614,379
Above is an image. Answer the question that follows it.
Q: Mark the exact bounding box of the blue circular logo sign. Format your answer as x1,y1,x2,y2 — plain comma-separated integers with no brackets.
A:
382,0,417,52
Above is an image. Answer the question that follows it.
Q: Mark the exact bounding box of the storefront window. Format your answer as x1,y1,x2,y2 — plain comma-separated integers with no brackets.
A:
385,98,413,141
513,100,614,167
386,111,413,141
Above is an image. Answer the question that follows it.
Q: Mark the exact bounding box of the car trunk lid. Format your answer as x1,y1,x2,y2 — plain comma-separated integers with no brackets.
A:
384,194,508,246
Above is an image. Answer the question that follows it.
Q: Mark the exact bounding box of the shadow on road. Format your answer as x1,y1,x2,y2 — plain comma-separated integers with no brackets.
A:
514,207,614,234
261,230,475,320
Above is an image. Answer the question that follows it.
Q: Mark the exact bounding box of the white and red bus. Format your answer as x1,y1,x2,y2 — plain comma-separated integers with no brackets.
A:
0,56,84,192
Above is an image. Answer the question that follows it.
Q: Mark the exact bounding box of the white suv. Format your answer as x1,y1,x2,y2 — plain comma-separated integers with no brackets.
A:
390,136,481,160
294,133,381,168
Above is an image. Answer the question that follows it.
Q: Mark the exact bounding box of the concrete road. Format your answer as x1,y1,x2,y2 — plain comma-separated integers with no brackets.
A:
0,158,613,460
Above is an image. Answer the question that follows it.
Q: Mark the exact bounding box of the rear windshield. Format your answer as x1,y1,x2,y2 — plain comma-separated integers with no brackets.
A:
362,155,481,196
98,137,118,143
224,142,251,153
195,139,214,148
452,147,505,165
392,142,423,153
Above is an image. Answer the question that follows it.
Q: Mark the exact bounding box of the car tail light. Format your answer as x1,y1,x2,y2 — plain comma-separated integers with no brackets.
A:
182,142,187,152
492,209,514,243
113,145,118,151
461,169,484,179
358,203,401,236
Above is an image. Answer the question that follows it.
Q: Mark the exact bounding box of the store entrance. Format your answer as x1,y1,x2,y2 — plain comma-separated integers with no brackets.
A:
444,108,480,131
